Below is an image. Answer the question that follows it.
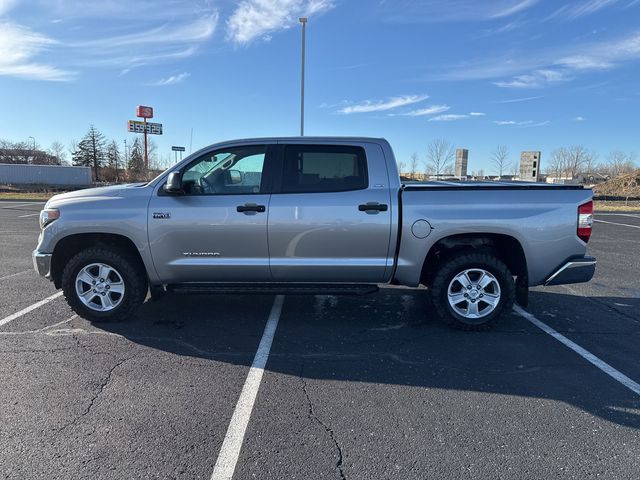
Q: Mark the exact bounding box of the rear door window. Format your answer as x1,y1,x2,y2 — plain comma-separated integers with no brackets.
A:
281,145,368,193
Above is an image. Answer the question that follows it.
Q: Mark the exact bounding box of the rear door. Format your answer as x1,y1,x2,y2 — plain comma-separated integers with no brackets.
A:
148,144,275,284
267,142,393,283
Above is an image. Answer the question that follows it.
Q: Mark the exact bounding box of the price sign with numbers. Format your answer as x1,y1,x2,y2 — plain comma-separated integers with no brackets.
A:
127,120,163,135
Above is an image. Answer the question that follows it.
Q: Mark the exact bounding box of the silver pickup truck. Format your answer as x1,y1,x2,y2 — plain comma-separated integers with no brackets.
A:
33,137,596,330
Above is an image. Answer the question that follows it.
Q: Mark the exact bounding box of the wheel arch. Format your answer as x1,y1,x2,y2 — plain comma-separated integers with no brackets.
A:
51,233,146,289
420,233,528,288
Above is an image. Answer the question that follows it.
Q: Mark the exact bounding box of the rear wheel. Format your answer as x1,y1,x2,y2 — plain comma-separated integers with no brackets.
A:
430,252,515,331
61,247,147,322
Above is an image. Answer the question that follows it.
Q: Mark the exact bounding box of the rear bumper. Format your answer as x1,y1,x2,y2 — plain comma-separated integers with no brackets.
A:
32,250,52,279
544,256,596,286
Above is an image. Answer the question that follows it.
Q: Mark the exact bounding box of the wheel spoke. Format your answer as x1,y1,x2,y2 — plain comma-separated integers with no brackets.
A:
80,289,97,303
448,292,467,305
77,270,95,286
108,282,124,294
101,294,115,309
467,301,479,317
482,293,500,307
479,274,494,289
98,264,112,281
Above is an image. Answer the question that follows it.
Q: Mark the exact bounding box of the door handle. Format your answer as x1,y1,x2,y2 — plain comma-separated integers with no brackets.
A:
237,204,266,213
358,203,388,212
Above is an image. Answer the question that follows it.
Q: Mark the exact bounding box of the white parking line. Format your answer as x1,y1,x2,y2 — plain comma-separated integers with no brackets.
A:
0,270,30,281
514,305,640,396
0,292,63,328
210,295,285,480
18,213,39,218
594,219,640,229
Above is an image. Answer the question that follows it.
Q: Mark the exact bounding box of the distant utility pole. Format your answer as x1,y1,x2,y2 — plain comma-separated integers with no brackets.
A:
299,17,307,137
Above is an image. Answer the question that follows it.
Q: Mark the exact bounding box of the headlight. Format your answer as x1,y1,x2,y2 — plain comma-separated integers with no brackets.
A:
39,209,60,229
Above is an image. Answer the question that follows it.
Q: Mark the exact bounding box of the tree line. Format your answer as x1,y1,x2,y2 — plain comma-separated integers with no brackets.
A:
397,139,638,181
0,125,172,183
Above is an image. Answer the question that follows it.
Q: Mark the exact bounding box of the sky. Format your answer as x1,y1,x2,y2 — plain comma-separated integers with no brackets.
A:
1,0,639,174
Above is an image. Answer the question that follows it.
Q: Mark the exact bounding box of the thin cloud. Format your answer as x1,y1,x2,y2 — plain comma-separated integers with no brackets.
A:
74,13,218,51
428,114,469,122
494,69,568,88
497,95,544,103
149,72,190,86
550,0,620,20
494,119,549,127
0,22,74,81
377,0,539,22
227,0,334,44
394,104,450,116
339,95,429,114
574,116,586,121
469,112,486,116
436,30,640,88
489,0,539,18
0,0,16,15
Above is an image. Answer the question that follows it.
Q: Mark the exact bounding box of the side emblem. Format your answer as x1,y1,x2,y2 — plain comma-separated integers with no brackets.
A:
153,212,171,219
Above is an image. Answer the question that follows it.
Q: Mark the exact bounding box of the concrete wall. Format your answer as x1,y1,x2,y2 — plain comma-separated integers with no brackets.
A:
455,149,469,178
520,151,541,182
0,164,92,187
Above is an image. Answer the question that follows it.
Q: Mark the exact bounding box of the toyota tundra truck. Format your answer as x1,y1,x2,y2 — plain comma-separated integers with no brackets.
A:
33,137,596,330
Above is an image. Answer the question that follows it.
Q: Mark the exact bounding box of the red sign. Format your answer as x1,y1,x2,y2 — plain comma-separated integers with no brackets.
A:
136,105,153,119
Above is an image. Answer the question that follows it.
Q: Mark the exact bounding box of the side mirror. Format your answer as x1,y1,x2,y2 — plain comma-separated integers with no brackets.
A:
225,169,244,185
164,171,183,194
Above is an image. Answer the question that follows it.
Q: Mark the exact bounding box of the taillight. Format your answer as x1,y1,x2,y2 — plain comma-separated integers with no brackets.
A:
577,201,593,243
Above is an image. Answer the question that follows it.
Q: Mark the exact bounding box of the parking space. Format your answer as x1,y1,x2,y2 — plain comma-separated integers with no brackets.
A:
0,201,639,479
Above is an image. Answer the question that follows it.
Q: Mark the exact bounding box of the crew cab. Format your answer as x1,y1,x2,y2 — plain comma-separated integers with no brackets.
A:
33,137,596,330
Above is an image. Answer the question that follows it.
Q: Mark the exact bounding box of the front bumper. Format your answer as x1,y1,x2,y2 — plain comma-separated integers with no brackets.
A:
544,256,596,286
32,250,52,279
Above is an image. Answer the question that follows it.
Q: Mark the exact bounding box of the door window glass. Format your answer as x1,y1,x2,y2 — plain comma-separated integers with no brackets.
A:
180,146,266,195
281,145,368,193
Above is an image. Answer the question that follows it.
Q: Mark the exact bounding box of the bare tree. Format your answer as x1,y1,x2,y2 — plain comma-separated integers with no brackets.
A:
409,153,419,180
491,145,511,178
426,139,454,177
603,151,637,177
49,141,66,165
547,148,566,180
547,146,596,180
396,160,406,176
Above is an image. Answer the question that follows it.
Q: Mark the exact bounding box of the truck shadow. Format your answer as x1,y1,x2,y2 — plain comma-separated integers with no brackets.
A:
96,288,640,431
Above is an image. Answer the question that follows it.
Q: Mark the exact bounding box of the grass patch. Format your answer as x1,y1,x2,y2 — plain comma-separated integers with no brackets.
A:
0,192,58,201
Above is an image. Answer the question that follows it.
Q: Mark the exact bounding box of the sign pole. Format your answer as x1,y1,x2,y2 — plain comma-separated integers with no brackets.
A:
143,117,148,172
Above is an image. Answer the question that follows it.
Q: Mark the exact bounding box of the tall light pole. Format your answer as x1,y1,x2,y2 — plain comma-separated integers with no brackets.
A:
299,17,307,137
28,136,36,164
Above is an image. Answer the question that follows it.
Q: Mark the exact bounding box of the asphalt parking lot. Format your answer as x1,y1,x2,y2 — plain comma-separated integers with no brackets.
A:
1,200,639,480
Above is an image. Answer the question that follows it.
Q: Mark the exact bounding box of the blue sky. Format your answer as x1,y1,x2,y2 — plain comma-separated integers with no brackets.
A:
1,0,639,173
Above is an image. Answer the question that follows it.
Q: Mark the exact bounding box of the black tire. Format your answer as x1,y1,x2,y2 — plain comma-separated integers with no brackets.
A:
430,252,515,331
61,247,148,322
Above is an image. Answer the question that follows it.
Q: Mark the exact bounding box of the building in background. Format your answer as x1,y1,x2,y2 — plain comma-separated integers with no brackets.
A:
455,149,468,178
520,151,541,182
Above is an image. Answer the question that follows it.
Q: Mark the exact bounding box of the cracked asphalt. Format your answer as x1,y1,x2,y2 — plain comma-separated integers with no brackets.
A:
1,202,639,479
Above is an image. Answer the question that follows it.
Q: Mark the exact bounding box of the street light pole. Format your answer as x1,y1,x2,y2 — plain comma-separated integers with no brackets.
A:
299,17,307,137
28,136,36,164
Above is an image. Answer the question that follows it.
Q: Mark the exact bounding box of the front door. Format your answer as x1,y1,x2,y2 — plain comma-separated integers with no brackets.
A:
148,144,273,284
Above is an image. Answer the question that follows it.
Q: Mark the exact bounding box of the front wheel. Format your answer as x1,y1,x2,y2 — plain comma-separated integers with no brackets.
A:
61,247,148,322
430,252,515,331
